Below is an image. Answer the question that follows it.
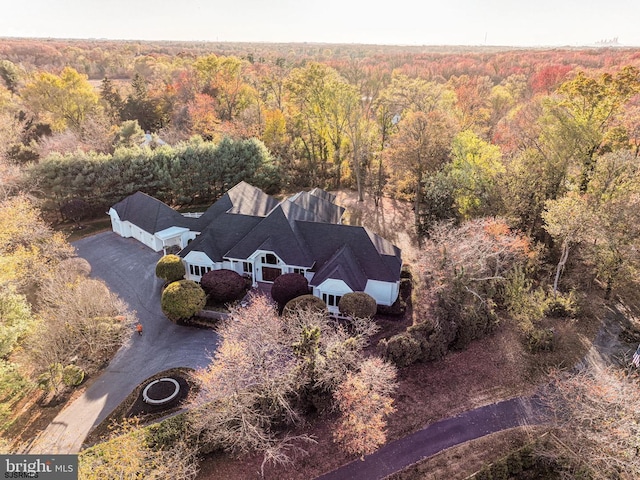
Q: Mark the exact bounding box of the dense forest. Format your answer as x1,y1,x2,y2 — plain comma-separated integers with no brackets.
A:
3,38,640,478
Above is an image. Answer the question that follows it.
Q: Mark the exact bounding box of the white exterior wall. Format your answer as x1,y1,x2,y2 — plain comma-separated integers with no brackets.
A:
314,279,353,314
108,208,124,236
249,250,285,284
183,251,216,282
364,279,400,306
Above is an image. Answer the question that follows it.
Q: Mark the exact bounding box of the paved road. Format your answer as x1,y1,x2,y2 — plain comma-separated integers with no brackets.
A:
315,304,632,480
28,232,219,454
315,396,543,480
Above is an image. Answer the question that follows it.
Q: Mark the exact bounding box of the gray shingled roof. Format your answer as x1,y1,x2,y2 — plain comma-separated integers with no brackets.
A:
309,187,336,203
112,192,196,234
310,244,368,291
115,183,402,289
179,213,263,262
296,222,402,284
224,205,314,266
287,192,345,224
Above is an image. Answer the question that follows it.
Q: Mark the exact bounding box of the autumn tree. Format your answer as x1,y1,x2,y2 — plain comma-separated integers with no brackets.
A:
542,191,595,293
286,63,358,188
189,295,313,471
190,295,379,471
385,109,455,227
345,98,377,201
418,218,533,350
0,60,20,94
553,67,640,191
448,129,504,219
30,271,133,379
539,366,640,479
582,150,640,297
0,196,72,292
333,357,397,457
79,419,198,480
21,67,100,133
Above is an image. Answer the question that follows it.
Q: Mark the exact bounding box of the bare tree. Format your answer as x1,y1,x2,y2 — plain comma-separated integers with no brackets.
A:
539,366,640,478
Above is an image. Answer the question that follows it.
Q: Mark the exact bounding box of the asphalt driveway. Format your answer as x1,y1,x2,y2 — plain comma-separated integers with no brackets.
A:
28,231,219,454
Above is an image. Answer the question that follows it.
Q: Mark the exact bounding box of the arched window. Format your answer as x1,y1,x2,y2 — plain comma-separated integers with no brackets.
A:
265,253,277,265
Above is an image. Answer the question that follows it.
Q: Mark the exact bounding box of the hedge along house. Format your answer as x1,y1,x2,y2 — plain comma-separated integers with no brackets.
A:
109,182,402,314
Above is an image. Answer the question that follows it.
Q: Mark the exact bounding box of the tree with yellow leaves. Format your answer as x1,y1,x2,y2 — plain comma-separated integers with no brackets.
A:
21,67,99,133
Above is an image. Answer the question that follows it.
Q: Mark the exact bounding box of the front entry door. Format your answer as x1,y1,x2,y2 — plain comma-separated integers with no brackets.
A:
262,267,281,282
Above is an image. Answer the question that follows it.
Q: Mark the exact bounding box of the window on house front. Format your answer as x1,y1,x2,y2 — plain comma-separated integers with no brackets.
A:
321,294,342,307
243,262,253,274
293,268,305,275
190,265,211,277
265,253,277,265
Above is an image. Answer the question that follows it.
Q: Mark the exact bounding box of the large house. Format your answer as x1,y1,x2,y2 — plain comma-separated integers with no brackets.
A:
109,182,402,314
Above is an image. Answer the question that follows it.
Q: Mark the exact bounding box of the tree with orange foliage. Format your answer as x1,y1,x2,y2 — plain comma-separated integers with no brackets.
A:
333,357,397,458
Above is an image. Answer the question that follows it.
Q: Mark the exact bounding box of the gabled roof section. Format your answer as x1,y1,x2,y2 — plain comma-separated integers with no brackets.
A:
226,181,280,216
286,191,345,224
194,181,279,229
225,205,314,267
296,222,402,284
179,212,262,262
112,191,195,234
311,244,367,291
309,187,336,203
280,199,327,225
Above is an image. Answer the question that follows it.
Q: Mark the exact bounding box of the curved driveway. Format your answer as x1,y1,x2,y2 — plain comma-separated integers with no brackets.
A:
315,396,544,480
28,232,219,454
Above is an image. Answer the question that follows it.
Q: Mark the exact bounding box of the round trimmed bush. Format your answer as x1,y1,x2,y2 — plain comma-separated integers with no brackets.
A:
283,294,328,316
200,269,246,304
271,273,309,309
161,280,206,322
155,255,186,283
381,333,422,367
62,365,85,387
338,292,377,318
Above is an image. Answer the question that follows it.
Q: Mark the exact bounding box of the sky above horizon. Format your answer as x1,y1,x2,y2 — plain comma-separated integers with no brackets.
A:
1,0,638,47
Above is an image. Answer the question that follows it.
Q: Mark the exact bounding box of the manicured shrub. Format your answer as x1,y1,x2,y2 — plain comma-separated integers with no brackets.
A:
155,255,185,283
161,280,206,322
271,273,309,310
62,365,85,387
283,294,327,316
381,333,422,367
407,320,449,361
338,292,377,318
200,269,246,304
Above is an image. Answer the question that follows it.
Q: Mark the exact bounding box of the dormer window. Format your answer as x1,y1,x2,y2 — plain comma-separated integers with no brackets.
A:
265,253,277,265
